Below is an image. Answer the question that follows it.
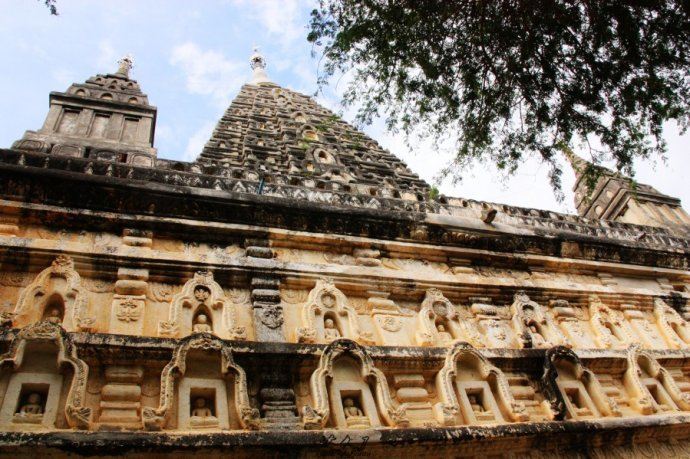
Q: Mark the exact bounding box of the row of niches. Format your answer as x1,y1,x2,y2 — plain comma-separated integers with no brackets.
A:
12,139,154,168
67,85,145,105
1,258,689,352
1,322,690,433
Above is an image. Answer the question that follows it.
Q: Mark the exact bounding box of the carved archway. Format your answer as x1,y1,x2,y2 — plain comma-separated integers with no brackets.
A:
13,255,94,331
296,279,373,344
415,289,471,347
158,271,245,340
653,297,690,349
142,334,259,431
510,292,567,348
540,346,620,420
588,295,636,349
434,342,528,426
302,339,408,429
625,345,690,413
0,321,91,429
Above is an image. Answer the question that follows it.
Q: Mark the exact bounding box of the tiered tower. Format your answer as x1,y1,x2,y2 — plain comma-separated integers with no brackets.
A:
0,51,689,457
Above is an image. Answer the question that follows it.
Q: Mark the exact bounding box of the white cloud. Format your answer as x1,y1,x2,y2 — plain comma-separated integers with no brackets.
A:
183,121,217,161
230,0,305,48
96,40,117,72
170,42,245,106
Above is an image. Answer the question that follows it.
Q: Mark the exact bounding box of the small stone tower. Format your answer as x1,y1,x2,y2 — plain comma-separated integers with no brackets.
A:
570,153,690,233
12,55,158,167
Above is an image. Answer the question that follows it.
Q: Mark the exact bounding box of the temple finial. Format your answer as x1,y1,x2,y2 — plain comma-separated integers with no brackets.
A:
116,54,134,78
249,46,271,85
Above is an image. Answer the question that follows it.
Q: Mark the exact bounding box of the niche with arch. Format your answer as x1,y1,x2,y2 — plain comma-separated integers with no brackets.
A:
510,292,567,348
12,255,94,332
415,289,476,347
142,335,259,431
588,296,636,349
295,278,373,345
302,339,408,430
158,271,245,340
540,347,621,420
624,346,690,414
0,322,91,430
434,342,528,426
653,297,690,349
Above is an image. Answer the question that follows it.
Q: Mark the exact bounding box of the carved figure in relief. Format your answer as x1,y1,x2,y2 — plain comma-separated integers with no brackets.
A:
191,397,214,418
343,397,370,428
44,308,63,325
467,394,485,413
324,318,341,341
192,314,212,333
436,324,453,345
194,286,211,304
18,393,44,415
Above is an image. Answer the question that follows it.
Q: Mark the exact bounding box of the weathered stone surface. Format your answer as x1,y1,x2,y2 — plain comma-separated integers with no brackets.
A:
0,53,688,456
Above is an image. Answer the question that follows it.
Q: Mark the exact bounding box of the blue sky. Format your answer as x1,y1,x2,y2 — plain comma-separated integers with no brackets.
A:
1,0,687,214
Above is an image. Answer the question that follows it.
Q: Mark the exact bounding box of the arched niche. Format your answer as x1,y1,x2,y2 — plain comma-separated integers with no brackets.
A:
510,292,567,348
0,322,91,430
13,255,94,332
653,298,690,349
540,347,621,421
142,334,259,431
415,289,468,347
624,345,690,414
302,339,408,430
434,342,528,426
158,271,245,340
296,279,373,345
588,295,636,349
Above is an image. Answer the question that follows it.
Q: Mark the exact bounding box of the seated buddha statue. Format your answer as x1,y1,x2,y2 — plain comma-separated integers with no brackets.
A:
343,397,370,429
193,314,213,333
189,397,219,429
14,393,45,424
323,318,341,341
467,393,494,421
436,324,453,345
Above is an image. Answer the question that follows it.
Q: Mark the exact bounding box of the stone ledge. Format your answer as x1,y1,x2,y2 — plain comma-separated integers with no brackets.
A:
1,415,689,457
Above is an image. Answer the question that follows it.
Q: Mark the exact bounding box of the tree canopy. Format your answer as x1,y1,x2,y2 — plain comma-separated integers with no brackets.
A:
308,1,690,197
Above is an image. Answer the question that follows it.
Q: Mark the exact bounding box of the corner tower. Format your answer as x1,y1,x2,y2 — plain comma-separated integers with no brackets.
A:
569,153,690,234
12,55,157,167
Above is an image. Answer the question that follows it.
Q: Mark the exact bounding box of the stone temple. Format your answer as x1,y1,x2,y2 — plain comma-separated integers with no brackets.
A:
0,50,689,457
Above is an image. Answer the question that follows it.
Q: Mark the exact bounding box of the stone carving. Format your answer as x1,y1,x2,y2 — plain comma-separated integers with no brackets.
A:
625,345,690,413
302,339,408,429
415,289,471,347
653,297,690,349
259,303,284,329
434,342,528,426
158,271,245,340
296,279,373,344
510,292,567,348
147,282,176,302
0,321,91,429
115,298,141,323
469,300,521,348
540,346,621,421
142,334,259,431
588,295,637,349
192,313,212,333
13,255,95,331
551,300,599,348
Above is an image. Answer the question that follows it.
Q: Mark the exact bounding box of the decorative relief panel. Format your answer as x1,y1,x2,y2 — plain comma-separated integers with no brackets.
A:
0,321,91,429
434,342,528,426
540,347,621,420
158,271,245,340
510,292,568,348
295,279,373,345
302,339,408,430
415,289,475,347
12,256,95,332
142,334,259,431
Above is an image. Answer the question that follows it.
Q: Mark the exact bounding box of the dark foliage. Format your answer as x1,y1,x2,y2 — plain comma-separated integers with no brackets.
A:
42,0,58,15
308,1,690,196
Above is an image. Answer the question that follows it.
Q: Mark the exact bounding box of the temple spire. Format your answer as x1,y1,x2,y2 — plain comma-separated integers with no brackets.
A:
249,46,271,85
116,54,134,78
